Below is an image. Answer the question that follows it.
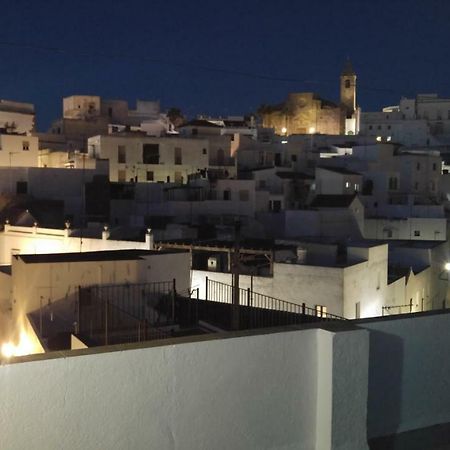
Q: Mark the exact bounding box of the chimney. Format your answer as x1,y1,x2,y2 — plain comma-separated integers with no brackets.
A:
145,228,154,250
64,220,71,238
102,225,110,240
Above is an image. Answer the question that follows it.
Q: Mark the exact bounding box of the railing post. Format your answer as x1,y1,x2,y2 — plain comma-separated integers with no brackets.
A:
39,296,43,335
302,303,306,315
205,276,208,301
196,288,200,324
247,288,251,306
171,278,176,323
105,299,109,346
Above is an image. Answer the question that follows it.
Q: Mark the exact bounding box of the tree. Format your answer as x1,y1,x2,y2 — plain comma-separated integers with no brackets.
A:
167,107,185,128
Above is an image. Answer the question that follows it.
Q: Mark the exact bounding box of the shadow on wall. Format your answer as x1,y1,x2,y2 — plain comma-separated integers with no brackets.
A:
367,329,404,440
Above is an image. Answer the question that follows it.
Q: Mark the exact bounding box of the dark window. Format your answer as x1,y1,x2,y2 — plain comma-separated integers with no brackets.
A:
217,148,225,165
369,125,373,130
118,145,126,163
143,143,159,164
387,125,391,130
274,153,282,166
22,141,29,151
146,171,154,181
433,163,437,171
273,200,282,212
174,147,182,165
388,177,398,190
377,125,381,130
345,79,350,89
291,154,297,162
414,230,420,237
16,181,27,194
223,190,231,200
416,162,420,170
202,148,207,155
108,107,113,118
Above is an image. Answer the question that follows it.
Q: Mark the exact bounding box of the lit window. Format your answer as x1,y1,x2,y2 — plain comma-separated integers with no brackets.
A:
316,305,327,318
345,181,350,188
376,136,382,142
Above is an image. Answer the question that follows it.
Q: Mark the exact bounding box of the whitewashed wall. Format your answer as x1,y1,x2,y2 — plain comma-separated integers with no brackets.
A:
0,326,369,450
360,312,450,439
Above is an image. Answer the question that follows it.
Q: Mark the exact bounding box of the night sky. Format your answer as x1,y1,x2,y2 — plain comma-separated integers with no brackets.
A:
0,0,449,130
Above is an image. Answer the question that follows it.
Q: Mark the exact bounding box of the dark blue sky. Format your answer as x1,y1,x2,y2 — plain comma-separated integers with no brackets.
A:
0,0,449,130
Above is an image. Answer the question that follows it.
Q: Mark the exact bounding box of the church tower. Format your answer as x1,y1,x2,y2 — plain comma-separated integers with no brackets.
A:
340,59,357,115
340,60,359,135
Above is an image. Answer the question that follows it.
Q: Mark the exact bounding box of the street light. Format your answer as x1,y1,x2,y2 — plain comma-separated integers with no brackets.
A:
439,262,450,309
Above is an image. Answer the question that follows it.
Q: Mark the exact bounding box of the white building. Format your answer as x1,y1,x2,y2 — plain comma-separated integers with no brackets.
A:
0,133,39,168
360,94,450,147
0,100,35,134
315,166,362,195
192,241,389,319
88,134,210,183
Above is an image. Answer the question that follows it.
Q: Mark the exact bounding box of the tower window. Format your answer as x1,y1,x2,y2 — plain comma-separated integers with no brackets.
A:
345,79,350,89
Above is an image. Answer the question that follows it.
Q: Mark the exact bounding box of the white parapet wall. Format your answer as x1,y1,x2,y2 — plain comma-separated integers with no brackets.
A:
0,225,152,265
358,310,450,439
0,325,369,450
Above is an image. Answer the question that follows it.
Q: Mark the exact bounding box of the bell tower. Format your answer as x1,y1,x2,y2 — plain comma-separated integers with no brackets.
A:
340,59,357,115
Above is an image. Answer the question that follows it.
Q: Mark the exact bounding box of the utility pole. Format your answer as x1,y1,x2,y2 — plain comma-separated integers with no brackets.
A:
231,220,241,330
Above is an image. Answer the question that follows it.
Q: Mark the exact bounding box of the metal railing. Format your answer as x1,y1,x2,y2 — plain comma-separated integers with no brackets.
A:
202,277,345,325
78,280,177,346
77,277,346,347
382,300,415,316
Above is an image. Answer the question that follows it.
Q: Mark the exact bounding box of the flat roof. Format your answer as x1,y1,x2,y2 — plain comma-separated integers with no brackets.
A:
16,249,187,264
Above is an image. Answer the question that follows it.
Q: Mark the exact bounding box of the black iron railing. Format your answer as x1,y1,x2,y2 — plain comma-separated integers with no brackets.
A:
77,278,346,347
203,278,344,321
78,280,177,346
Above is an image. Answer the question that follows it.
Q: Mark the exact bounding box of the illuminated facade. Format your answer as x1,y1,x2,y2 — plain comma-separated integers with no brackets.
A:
260,61,360,136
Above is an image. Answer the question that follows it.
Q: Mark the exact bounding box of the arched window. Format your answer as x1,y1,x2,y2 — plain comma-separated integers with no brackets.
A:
345,79,351,89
